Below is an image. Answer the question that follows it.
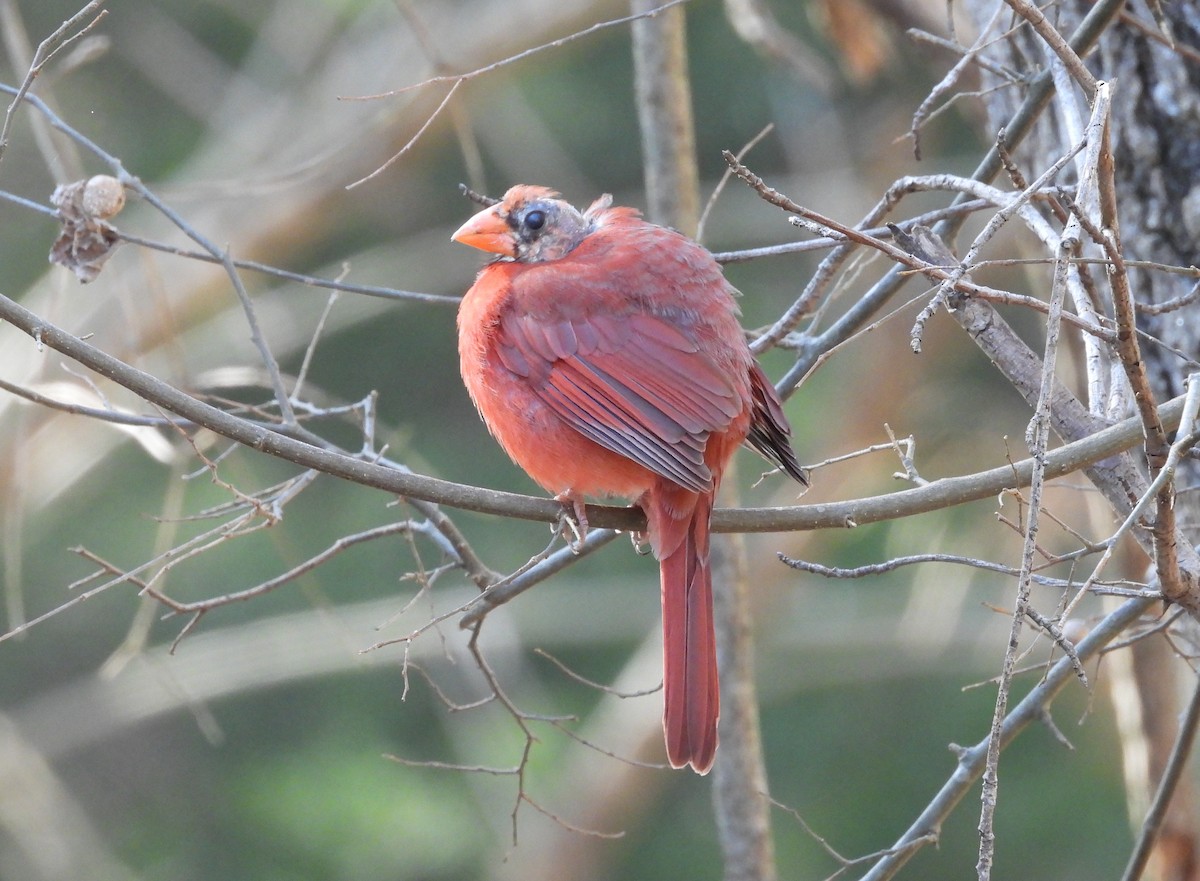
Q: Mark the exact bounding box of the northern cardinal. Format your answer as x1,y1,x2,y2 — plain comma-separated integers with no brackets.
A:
453,185,805,773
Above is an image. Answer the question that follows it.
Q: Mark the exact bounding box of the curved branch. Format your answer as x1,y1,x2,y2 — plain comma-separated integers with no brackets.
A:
0,290,1188,537
859,594,1156,881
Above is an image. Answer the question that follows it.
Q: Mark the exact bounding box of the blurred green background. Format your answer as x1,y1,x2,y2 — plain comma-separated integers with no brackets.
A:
0,0,1134,879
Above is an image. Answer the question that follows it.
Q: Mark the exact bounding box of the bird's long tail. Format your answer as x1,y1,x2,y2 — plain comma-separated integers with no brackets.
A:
648,482,719,774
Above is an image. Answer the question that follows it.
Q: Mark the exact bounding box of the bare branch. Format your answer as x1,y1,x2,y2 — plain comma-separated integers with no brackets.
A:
859,595,1157,881
0,1,107,167
533,648,661,699
779,551,1144,594
2,288,1194,546
1002,0,1098,97
907,5,1008,160
112,228,460,305
1089,94,1200,613
770,794,938,880
342,0,691,100
1119,671,1200,881
977,137,1077,876
696,122,773,243
145,521,423,616
777,0,1128,394
346,80,462,189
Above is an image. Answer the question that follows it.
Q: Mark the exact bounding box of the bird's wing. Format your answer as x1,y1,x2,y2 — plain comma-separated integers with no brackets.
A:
494,306,745,493
747,363,808,486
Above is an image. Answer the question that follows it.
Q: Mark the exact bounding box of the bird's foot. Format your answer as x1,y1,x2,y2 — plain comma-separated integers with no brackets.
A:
630,530,651,556
554,492,589,553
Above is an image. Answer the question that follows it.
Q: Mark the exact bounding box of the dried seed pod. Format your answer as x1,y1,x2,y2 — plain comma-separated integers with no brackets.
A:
81,174,125,219
49,176,123,282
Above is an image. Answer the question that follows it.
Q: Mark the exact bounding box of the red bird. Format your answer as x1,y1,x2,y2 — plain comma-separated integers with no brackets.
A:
453,185,805,773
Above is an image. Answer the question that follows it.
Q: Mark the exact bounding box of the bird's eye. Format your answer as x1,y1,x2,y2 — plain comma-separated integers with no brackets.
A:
524,209,546,232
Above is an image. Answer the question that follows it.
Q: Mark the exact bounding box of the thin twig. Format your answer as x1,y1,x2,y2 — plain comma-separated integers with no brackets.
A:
1119,672,1200,881
712,198,996,264
780,551,1129,592
342,0,691,100
112,229,460,305
976,144,1076,880
769,794,938,879
911,138,1086,353
533,648,661,698
696,122,773,242
904,26,1025,83
146,521,422,616
907,5,1007,160
458,528,619,628
859,595,1156,881
0,82,299,426
345,79,462,189
1003,0,1098,98
777,0,1129,394
725,160,1115,348
464,624,538,844
0,1,107,166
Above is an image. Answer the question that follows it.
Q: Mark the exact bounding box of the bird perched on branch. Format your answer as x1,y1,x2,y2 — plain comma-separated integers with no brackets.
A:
453,185,806,774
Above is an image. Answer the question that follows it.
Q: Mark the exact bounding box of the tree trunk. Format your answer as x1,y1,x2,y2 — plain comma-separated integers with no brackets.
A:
963,3,1200,878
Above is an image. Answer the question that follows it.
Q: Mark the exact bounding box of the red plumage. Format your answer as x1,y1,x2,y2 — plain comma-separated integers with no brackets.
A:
453,185,805,773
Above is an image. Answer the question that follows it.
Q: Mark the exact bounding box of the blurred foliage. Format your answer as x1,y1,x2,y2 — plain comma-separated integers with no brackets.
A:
0,1,1136,879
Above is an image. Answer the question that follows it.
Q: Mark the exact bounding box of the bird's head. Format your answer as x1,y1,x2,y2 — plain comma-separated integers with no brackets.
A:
451,185,598,263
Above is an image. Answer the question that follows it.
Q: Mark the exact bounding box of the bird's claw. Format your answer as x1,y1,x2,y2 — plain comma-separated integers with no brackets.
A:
630,530,650,556
554,493,589,553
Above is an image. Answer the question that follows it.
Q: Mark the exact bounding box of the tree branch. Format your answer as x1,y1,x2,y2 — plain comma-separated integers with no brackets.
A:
0,287,1191,539
1002,0,1098,98
1119,670,1200,881
859,594,1158,881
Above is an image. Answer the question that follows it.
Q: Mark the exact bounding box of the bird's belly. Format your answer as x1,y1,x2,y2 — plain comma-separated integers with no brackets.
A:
470,376,657,500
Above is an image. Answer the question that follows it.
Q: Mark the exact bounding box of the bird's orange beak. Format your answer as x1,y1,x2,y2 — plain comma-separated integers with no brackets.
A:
451,206,517,257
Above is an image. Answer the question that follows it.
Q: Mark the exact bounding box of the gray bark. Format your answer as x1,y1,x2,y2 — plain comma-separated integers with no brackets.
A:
963,4,1200,878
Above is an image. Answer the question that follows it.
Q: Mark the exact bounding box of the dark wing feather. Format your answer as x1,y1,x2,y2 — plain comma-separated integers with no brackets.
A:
746,363,807,485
